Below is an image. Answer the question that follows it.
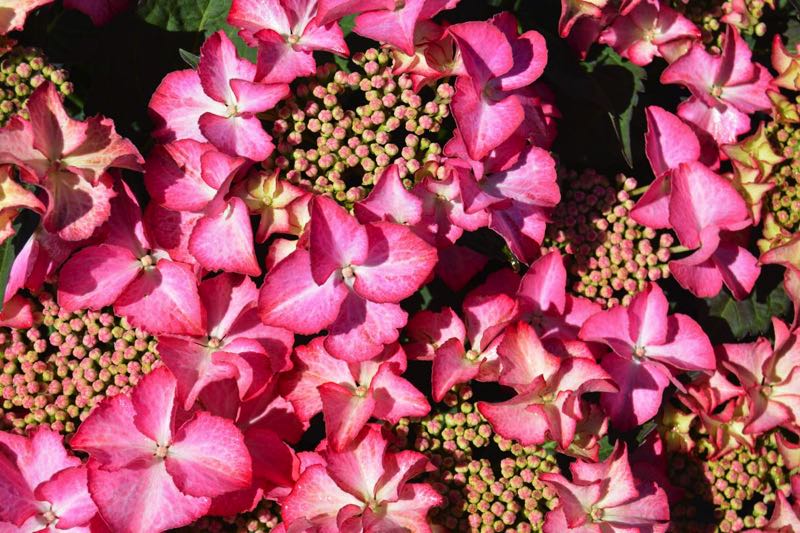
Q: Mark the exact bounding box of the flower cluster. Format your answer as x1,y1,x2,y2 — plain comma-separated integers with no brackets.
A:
0,291,158,435
1,0,800,532
0,45,72,126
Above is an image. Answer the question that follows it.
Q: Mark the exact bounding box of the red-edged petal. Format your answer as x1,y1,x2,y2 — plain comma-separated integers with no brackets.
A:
431,338,480,402
42,170,115,241
644,106,700,177
310,196,368,285
143,140,219,212
258,249,348,334
451,77,523,161
115,259,206,336
325,294,407,362
57,244,140,311
354,165,423,225
88,461,210,533
189,198,260,275
149,70,224,144
371,364,430,423
352,222,437,303
34,466,96,529
319,382,376,452
404,307,466,360
166,412,252,497
198,31,257,104
281,465,361,530
198,112,274,161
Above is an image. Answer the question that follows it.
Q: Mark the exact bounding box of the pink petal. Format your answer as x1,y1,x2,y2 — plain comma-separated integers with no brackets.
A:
0,117,48,182
198,112,274,161
281,465,361,530
114,259,206,336
645,314,715,371
496,29,548,91
201,272,258,339
600,353,672,430
131,366,176,445
70,395,154,470
230,79,289,113
669,161,750,249
669,249,725,299
627,283,669,348
149,70,223,144
517,250,567,316
630,173,671,229
258,250,348,334
325,293,407,362
448,21,514,85
166,412,252,497
431,338,480,402
478,392,552,445
34,466,96,529
198,31,257,104
310,196,368,285
404,307,466,361
367,483,442,532
61,116,143,181
57,244,140,311
319,382,376,452
315,0,394,24
143,205,201,266
324,424,388,498
644,106,700,177
713,239,760,299
0,0,54,34
451,77,523,161
88,461,210,533
283,337,355,422
676,96,751,146
354,165,423,225
353,1,424,56
42,170,115,241
253,31,317,83
497,322,561,390
143,140,219,212
227,0,291,36
371,364,430,423
488,202,547,264
189,198,260,275
353,222,437,303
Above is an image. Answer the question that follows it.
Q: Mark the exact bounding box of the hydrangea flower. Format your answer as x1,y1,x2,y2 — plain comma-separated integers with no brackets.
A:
71,366,252,532
0,82,143,240
258,195,436,361
150,31,290,161
0,427,97,532
579,283,715,429
281,424,442,532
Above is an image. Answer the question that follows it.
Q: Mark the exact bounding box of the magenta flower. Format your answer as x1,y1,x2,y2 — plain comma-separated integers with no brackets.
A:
228,0,348,84
448,12,548,160
718,318,800,435
599,1,700,66
458,143,560,263
282,337,429,451
428,269,518,401
150,31,289,160
559,0,608,38
0,427,97,532
660,25,773,144
667,161,760,299
71,367,252,533
282,424,441,532
145,139,260,275
477,321,616,450
351,0,460,56
515,250,602,342
258,195,437,361
579,283,715,429
63,0,131,25
159,272,294,411
0,83,143,240
57,181,206,336
541,444,670,532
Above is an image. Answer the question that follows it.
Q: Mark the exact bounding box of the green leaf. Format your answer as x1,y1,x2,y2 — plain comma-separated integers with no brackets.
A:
137,0,231,32
179,48,200,68
0,237,16,313
598,436,614,461
706,284,792,340
339,14,356,36
583,48,647,168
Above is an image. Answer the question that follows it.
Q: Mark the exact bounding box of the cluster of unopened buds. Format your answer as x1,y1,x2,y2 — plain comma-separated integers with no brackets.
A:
0,0,800,532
